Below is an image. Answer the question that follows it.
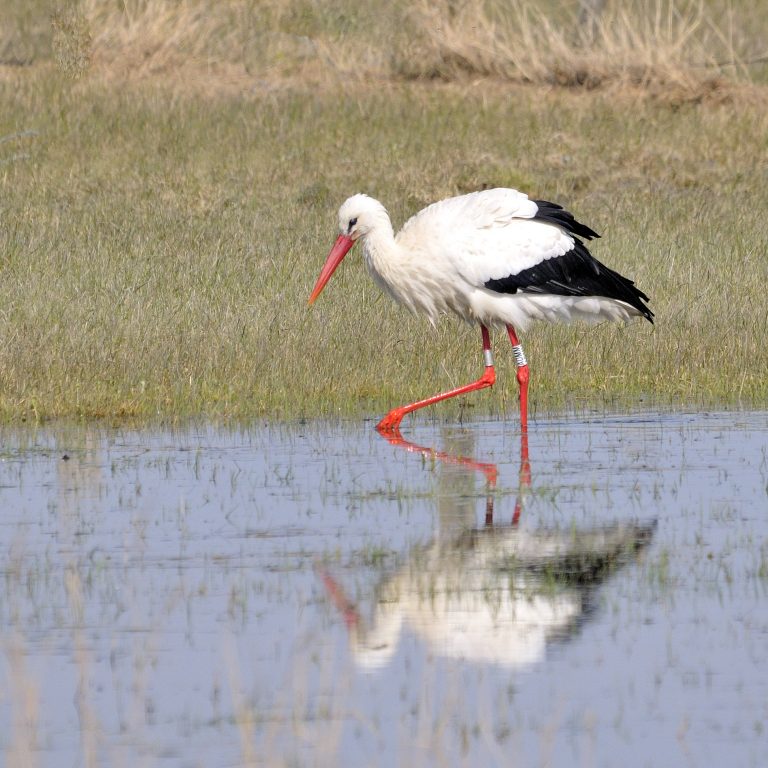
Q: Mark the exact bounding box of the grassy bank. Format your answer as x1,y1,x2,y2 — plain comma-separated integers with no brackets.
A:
0,2,766,422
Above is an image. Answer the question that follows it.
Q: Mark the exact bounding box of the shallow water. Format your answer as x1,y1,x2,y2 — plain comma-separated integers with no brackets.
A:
0,411,766,767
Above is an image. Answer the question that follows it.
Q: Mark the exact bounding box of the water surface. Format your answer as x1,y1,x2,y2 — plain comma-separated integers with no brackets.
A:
0,411,766,767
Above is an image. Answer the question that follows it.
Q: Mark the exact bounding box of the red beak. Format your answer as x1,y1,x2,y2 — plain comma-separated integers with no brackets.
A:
308,234,355,305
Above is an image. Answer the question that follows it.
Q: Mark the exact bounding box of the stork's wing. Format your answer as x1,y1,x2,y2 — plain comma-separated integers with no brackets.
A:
397,189,653,322
398,188,538,243
397,189,584,283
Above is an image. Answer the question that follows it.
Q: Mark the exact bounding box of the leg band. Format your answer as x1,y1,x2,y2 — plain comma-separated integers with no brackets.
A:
511,344,527,369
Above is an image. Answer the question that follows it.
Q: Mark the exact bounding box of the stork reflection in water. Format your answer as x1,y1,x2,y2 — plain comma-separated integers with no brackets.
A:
319,428,654,671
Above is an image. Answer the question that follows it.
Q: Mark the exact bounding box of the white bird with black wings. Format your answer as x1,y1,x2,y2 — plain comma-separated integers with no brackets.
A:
309,188,653,433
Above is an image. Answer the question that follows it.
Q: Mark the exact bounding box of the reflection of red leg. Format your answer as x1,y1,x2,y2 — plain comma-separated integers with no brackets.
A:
376,418,531,529
519,429,530,487
484,498,494,527
378,427,498,489
376,421,501,526
377,326,495,434
511,430,530,526
506,325,529,432
316,567,360,629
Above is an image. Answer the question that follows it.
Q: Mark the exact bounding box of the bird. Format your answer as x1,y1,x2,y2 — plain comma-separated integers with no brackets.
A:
308,188,653,434
319,520,656,671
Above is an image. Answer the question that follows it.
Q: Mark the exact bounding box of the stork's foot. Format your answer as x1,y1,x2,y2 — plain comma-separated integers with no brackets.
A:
376,408,407,434
375,328,496,435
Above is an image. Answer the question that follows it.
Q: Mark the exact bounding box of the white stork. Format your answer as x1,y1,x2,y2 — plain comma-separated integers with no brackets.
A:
319,521,655,671
308,188,653,433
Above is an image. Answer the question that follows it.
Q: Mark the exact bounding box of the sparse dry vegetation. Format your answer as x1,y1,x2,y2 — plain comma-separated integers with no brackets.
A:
0,1,766,422
400,0,764,101
4,1,767,97
83,0,768,99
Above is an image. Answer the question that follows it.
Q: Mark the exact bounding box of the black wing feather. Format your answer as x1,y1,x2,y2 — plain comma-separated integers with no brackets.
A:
484,239,654,323
533,199,601,241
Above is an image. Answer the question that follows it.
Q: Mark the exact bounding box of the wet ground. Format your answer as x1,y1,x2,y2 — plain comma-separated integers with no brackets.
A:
0,411,766,767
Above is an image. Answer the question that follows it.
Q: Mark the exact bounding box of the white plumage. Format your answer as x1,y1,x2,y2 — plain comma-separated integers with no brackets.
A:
334,189,649,331
309,188,652,433
322,521,655,671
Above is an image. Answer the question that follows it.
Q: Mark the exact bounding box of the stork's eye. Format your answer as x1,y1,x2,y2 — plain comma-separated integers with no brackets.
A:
348,217,358,231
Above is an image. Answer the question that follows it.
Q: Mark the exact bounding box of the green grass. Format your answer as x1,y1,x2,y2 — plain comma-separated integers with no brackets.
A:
0,2,766,423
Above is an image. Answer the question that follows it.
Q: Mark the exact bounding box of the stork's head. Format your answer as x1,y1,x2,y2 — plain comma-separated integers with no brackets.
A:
308,194,389,305
337,193,388,239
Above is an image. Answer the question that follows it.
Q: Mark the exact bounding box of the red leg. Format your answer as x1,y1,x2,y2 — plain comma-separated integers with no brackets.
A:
376,325,495,434
506,325,529,432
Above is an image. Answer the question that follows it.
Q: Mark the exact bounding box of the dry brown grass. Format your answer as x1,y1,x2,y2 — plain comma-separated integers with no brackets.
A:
83,0,265,80
84,0,227,72
9,0,757,103
399,0,761,102
77,0,358,89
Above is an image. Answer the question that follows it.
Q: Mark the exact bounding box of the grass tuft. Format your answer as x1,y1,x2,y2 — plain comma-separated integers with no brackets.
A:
51,5,92,79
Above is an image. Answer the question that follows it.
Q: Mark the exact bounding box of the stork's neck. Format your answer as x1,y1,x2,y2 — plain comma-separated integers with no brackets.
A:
357,208,438,320
360,213,400,285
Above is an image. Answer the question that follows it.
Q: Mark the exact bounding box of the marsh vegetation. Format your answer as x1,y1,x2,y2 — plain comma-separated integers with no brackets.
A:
0,0,766,422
